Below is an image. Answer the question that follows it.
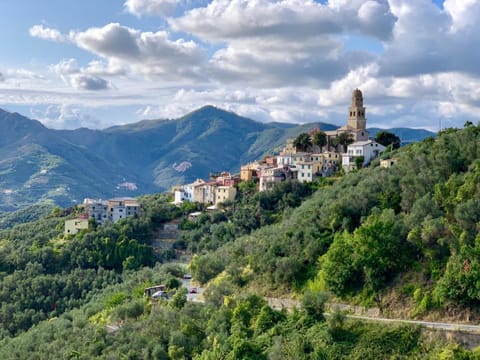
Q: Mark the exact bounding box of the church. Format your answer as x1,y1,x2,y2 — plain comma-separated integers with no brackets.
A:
325,88,370,147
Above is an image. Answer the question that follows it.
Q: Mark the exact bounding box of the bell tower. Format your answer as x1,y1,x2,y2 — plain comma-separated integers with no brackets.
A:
347,88,366,130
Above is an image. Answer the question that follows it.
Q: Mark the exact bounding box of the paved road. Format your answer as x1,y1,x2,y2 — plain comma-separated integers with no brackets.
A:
266,297,480,334
181,278,204,303
345,314,480,333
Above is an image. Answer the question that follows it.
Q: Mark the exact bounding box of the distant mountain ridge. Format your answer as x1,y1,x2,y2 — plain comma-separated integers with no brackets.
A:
0,106,435,212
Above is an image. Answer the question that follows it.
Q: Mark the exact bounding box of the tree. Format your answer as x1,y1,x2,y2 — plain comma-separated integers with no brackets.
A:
312,131,327,149
301,291,329,321
375,130,400,149
293,133,312,152
354,156,365,170
332,132,354,149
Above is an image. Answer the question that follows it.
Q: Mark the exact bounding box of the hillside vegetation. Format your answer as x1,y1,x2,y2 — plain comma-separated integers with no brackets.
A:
188,124,480,316
0,124,478,358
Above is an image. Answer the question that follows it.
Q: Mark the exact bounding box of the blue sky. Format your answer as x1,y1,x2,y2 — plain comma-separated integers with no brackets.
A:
0,0,478,131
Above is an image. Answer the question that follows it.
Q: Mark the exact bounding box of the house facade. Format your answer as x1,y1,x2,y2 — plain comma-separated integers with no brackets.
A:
64,218,89,235
84,197,140,224
342,140,386,172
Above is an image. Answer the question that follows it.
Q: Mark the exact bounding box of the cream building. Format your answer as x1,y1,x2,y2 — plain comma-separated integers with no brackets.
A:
65,218,89,235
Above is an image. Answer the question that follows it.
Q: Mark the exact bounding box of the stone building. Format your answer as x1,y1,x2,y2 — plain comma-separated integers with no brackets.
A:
326,88,370,148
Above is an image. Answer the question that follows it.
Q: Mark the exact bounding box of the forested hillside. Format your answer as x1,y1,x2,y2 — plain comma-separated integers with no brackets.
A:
188,124,480,317
0,124,479,358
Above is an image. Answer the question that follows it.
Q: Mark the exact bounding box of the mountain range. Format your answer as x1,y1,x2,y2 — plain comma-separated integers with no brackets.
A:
0,106,435,212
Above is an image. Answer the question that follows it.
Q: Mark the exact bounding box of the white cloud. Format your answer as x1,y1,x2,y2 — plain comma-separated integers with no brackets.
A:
17,0,480,131
124,0,180,16
69,23,205,79
50,59,113,91
168,0,392,87
170,0,397,41
379,0,480,77
50,59,80,75
84,59,127,76
29,25,67,42
70,74,111,91
30,104,101,129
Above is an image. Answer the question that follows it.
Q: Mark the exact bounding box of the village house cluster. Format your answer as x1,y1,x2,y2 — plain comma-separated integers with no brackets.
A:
240,88,386,191
172,171,240,209
64,197,140,235
175,89,386,205
66,89,387,232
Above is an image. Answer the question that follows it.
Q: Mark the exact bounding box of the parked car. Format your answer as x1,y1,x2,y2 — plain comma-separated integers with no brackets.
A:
189,287,197,294
183,274,192,279
151,290,169,300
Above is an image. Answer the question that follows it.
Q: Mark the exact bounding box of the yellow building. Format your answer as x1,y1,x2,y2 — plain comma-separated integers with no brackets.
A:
240,163,258,182
215,186,237,204
64,218,89,235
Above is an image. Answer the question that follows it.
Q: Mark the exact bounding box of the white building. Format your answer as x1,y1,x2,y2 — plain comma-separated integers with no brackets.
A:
183,179,208,203
297,161,314,183
342,140,386,172
84,197,140,224
108,198,141,223
84,199,108,224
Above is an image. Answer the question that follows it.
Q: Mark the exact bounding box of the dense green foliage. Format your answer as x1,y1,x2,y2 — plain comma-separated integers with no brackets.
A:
0,202,54,229
293,133,312,151
0,265,470,359
190,124,480,313
312,130,327,149
1,123,479,358
0,194,181,337
177,180,315,256
374,130,401,149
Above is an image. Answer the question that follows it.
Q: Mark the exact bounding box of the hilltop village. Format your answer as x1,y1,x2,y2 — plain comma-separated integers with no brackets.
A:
172,88,387,206
65,89,388,234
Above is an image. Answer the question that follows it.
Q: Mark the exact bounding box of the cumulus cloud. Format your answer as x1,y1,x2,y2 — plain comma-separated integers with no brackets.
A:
29,24,67,42
70,74,111,91
50,58,80,75
20,0,480,131
31,104,101,129
170,0,397,42
379,0,480,77
50,59,113,91
124,0,180,16
168,0,394,86
69,23,205,79
84,59,126,76
73,23,140,59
